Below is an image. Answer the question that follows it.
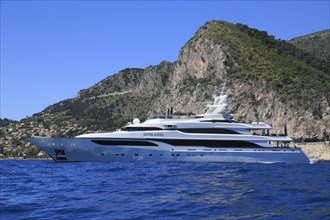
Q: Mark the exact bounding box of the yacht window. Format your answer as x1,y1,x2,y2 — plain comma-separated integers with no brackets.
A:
200,119,232,123
149,139,262,148
177,128,239,134
164,125,177,130
121,127,163,131
91,140,158,146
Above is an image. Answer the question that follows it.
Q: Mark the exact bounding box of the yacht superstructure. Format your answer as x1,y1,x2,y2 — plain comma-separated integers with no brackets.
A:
28,84,311,164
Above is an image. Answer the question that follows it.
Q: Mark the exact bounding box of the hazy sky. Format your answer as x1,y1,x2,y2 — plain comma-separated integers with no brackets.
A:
1,1,329,120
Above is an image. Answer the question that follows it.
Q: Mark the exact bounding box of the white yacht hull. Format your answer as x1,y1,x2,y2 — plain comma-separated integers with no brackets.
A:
28,137,311,164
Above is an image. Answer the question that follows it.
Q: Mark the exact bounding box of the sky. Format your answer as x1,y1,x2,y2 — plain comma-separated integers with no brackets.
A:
1,1,329,121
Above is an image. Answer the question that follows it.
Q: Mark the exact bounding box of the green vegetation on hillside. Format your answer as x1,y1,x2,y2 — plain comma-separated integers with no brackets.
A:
69,94,152,133
77,68,144,99
204,21,330,107
38,95,153,137
289,29,330,62
0,118,17,127
236,24,329,74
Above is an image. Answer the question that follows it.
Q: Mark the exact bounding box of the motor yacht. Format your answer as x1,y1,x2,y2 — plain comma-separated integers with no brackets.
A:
28,84,311,164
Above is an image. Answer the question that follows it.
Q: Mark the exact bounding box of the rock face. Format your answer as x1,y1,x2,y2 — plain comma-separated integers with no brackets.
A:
299,142,330,161
1,20,329,158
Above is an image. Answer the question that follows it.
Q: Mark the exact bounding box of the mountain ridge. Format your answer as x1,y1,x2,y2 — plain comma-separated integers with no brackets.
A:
289,29,330,62
1,20,329,158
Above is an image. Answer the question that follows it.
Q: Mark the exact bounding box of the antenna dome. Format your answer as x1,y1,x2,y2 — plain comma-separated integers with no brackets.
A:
133,118,140,124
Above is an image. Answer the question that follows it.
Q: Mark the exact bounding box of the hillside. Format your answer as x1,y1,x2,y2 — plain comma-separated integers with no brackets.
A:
289,29,330,62
1,20,329,158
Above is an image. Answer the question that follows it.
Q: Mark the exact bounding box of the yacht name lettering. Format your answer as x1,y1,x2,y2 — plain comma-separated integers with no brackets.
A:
143,133,164,137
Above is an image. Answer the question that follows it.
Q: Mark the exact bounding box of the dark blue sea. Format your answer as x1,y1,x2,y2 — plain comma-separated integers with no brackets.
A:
1,161,329,220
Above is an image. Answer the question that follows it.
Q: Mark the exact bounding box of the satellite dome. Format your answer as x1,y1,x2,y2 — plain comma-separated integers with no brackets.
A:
133,118,140,124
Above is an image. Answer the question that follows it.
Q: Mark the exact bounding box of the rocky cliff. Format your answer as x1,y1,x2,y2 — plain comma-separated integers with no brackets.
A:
1,20,329,158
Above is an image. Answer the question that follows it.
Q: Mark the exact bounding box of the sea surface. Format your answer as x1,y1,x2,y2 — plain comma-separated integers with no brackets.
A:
1,160,329,220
